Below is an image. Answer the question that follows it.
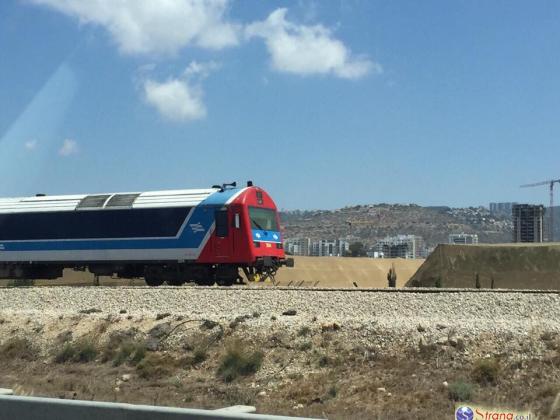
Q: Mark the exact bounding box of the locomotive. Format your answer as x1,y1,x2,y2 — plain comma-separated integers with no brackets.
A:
0,181,293,286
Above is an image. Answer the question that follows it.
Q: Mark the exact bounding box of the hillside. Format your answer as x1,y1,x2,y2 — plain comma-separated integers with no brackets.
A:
280,204,512,247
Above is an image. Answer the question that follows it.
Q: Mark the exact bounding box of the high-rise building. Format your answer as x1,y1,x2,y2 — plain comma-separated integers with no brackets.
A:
490,202,516,217
310,239,349,257
512,204,545,243
449,233,479,245
375,235,425,259
284,238,311,256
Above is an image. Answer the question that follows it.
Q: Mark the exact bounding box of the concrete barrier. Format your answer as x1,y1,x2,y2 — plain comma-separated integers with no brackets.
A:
0,395,317,420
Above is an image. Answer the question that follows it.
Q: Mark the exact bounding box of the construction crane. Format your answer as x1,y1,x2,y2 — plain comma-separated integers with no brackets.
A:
520,178,560,241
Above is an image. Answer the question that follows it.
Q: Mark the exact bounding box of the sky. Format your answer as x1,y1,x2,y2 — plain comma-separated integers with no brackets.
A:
1,0,559,210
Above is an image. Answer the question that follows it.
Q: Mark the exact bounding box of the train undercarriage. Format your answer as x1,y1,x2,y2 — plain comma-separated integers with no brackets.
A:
0,257,294,286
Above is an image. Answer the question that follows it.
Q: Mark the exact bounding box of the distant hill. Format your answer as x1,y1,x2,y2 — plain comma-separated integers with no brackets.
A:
280,204,512,247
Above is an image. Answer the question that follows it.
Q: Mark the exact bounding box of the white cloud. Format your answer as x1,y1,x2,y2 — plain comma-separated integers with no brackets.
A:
24,139,38,151
30,0,240,55
142,60,218,122
144,78,206,122
245,8,380,79
183,60,221,78
59,139,78,156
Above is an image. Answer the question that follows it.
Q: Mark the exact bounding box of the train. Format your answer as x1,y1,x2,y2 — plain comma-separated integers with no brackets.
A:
0,181,293,286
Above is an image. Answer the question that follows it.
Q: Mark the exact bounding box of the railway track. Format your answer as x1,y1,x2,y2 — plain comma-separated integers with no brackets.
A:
2,284,559,294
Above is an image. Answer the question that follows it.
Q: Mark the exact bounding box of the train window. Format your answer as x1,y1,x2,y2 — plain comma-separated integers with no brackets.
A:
234,213,240,229
215,209,229,237
249,207,278,231
105,193,140,208
77,195,111,209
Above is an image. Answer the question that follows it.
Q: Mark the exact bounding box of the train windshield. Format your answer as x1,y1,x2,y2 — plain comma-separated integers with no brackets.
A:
249,207,279,231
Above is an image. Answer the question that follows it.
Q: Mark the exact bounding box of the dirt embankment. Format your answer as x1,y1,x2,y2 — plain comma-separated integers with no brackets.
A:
0,288,559,419
407,244,560,289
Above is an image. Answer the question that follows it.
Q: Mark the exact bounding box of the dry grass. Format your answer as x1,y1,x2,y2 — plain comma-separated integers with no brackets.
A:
472,357,500,385
0,337,36,360
216,340,264,383
136,353,177,379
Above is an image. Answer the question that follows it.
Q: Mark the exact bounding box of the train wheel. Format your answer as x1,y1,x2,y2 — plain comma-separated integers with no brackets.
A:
145,276,164,287
216,277,235,286
195,278,215,286
166,277,186,286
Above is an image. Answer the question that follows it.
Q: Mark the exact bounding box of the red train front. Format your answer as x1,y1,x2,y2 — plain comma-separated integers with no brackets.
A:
197,182,294,284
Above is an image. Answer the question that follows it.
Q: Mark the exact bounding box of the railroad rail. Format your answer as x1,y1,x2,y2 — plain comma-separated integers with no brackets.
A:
1,284,559,294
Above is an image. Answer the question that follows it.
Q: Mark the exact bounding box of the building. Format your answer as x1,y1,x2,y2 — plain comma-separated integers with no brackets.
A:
310,239,349,257
284,238,311,256
449,233,479,245
375,235,425,259
512,204,545,243
489,202,516,217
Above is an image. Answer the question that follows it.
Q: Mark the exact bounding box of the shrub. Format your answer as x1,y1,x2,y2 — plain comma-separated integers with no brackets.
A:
317,355,330,367
418,338,437,356
55,343,77,363
79,308,102,314
136,354,174,379
472,358,500,385
191,347,207,365
448,379,474,401
297,326,311,337
131,343,147,365
200,320,219,330
73,340,97,362
298,341,312,351
217,340,264,382
112,340,146,366
0,337,36,360
55,339,97,363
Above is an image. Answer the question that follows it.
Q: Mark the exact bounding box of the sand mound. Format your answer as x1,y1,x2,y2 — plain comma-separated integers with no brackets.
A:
406,243,560,289
275,256,424,288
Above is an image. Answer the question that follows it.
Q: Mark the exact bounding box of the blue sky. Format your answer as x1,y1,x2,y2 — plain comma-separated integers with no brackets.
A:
1,0,559,210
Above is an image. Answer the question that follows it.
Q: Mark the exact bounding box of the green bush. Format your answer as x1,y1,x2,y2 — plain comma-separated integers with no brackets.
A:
112,340,146,366
74,340,98,362
448,379,474,401
472,358,500,385
217,340,264,382
55,343,77,363
55,339,97,363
